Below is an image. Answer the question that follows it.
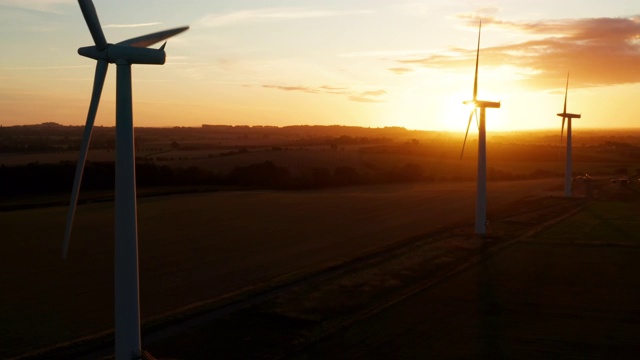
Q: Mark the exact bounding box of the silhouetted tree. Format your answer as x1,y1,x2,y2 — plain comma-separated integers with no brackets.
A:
311,167,333,187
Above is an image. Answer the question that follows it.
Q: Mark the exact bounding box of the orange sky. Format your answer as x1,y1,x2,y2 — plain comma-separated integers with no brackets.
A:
1,1,639,131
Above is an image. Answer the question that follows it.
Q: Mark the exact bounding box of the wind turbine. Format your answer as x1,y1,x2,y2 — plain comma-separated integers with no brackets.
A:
557,73,581,197
460,21,500,235
62,1,188,359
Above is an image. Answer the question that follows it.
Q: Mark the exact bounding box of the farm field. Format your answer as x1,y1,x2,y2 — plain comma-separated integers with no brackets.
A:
0,178,558,358
280,199,640,359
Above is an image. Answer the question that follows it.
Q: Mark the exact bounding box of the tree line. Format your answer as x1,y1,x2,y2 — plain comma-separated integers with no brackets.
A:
0,159,563,198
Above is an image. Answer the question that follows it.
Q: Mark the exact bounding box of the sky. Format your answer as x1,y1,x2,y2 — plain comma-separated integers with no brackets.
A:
0,0,639,131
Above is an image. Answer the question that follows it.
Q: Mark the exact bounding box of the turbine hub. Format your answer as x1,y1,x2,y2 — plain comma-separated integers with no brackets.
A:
464,99,500,108
557,112,581,119
78,45,107,61
476,100,500,109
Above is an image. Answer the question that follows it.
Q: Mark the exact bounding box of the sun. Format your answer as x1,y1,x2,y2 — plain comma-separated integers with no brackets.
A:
377,67,533,132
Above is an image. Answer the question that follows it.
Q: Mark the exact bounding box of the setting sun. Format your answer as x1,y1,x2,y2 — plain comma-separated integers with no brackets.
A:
2,1,640,358
1,0,639,131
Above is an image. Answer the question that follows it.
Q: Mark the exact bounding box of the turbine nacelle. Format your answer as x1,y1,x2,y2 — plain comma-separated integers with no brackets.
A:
464,99,501,109
557,112,581,119
78,44,166,65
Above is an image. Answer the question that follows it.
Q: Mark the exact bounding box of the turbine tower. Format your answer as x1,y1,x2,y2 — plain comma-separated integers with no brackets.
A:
557,73,581,197
62,1,188,359
460,21,500,235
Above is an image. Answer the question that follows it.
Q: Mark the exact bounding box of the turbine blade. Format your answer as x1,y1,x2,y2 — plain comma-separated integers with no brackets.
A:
558,116,566,160
62,60,108,259
117,26,189,48
460,109,475,159
473,20,481,101
475,108,479,130
78,0,108,50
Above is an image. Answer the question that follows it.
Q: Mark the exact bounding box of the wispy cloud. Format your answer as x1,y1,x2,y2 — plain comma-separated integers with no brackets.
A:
0,0,73,13
361,90,387,97
104,22,161,28
349,96,383,103
388,67,413,75
0,65,90,70
198,8,374,27
263,85,320,94
394,15,640,89
263,84,386,103
338,49,434,59
349,90,386,103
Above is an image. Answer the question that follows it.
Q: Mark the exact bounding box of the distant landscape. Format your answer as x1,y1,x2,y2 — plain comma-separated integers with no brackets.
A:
2,123,640,358
2,122,639,201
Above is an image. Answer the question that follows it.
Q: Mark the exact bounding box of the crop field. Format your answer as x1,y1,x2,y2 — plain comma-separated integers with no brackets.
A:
265,196,640,359
0,178,558,358
2,125,639,357
0,149,119,166
532,200,640,243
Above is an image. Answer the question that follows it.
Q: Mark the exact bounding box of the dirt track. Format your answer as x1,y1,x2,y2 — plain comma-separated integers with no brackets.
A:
0,179,558,358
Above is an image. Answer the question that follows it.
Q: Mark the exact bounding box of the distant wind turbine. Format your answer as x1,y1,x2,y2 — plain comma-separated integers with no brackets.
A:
557,73,581,197
460,21,500,235
62,0,188,359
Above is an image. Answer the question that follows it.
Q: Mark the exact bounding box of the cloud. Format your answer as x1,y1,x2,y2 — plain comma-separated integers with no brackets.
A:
395,15,640,89
338,49,434,58
348,90,386,103
0,65,90,70
198,8,373,27
388,67,413,75
0,0,72,13
262,85,320,94
319,85,349,94
361,90,387,97
348,96,383,103
263,84,386,103
104,22,161,29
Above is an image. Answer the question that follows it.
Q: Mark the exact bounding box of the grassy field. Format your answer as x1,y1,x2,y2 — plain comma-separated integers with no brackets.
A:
248,194,640,359
0,179,558,358
2,125,639,357
532,200,640,243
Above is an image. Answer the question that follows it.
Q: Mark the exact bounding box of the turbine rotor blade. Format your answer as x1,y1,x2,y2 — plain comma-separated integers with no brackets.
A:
475,108,479,130
78,0,108,50
117,26,189,48
460,109,475,159
558,116,566,160
473,20,481,101
62,60,108,259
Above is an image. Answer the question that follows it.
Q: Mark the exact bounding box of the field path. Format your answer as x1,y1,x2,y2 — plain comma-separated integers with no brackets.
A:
0,179,557,357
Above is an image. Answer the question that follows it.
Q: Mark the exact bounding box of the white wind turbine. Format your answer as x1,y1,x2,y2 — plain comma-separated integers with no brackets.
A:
557,73,581,197
460,21,500,235
61,1,188,359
